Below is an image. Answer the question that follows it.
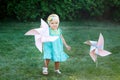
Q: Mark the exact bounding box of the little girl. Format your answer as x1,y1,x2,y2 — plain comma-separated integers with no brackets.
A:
42,14,71,75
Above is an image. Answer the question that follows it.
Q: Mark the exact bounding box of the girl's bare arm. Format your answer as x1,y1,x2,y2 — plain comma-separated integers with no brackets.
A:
61,35,71,50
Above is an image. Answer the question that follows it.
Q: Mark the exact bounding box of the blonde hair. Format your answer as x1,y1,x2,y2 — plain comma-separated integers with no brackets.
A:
47,14,59,24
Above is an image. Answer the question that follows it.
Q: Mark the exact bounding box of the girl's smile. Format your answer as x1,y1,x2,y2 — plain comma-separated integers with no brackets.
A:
49,20,59,30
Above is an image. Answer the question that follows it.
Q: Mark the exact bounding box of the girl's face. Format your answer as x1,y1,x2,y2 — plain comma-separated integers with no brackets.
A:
49,19,59,30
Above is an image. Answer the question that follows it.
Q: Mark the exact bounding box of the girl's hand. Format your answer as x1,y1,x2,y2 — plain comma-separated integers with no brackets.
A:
65,45,71,51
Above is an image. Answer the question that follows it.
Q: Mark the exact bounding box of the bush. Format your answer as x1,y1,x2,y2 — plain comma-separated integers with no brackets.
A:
0,0,120,22
112,0,120,22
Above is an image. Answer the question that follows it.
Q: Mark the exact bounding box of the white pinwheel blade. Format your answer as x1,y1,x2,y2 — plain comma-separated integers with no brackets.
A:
25,29,39,35
25,28,43,35
41,19,49,28
35,35,42,52
84,40,92,46
84,40,98,62
97,33,104,49
41,36,58,42
98,49,111,56
90,49,97,62
40,19,49,36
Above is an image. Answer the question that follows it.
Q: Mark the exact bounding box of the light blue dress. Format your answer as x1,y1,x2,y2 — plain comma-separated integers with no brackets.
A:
43,28,69,62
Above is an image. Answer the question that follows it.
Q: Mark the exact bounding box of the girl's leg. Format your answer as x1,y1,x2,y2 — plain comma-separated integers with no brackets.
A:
55,62,60,70
44,59,50,68
42,59,50,75
54,62,61,74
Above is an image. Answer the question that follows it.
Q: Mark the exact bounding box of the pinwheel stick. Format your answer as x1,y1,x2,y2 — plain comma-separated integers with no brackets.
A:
96,55,98,67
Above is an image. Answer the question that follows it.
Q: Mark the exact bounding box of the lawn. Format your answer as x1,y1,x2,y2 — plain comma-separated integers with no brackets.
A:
0,20,120,80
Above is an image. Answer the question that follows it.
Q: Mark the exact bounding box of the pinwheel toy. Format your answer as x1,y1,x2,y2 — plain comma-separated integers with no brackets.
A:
25,19,58,52
84,33,111,66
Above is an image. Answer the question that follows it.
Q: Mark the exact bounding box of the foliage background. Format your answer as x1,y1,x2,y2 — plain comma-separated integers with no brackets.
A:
0,0,120,22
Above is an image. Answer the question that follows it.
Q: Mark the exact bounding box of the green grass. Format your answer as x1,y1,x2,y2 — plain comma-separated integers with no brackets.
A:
0,20,120,80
